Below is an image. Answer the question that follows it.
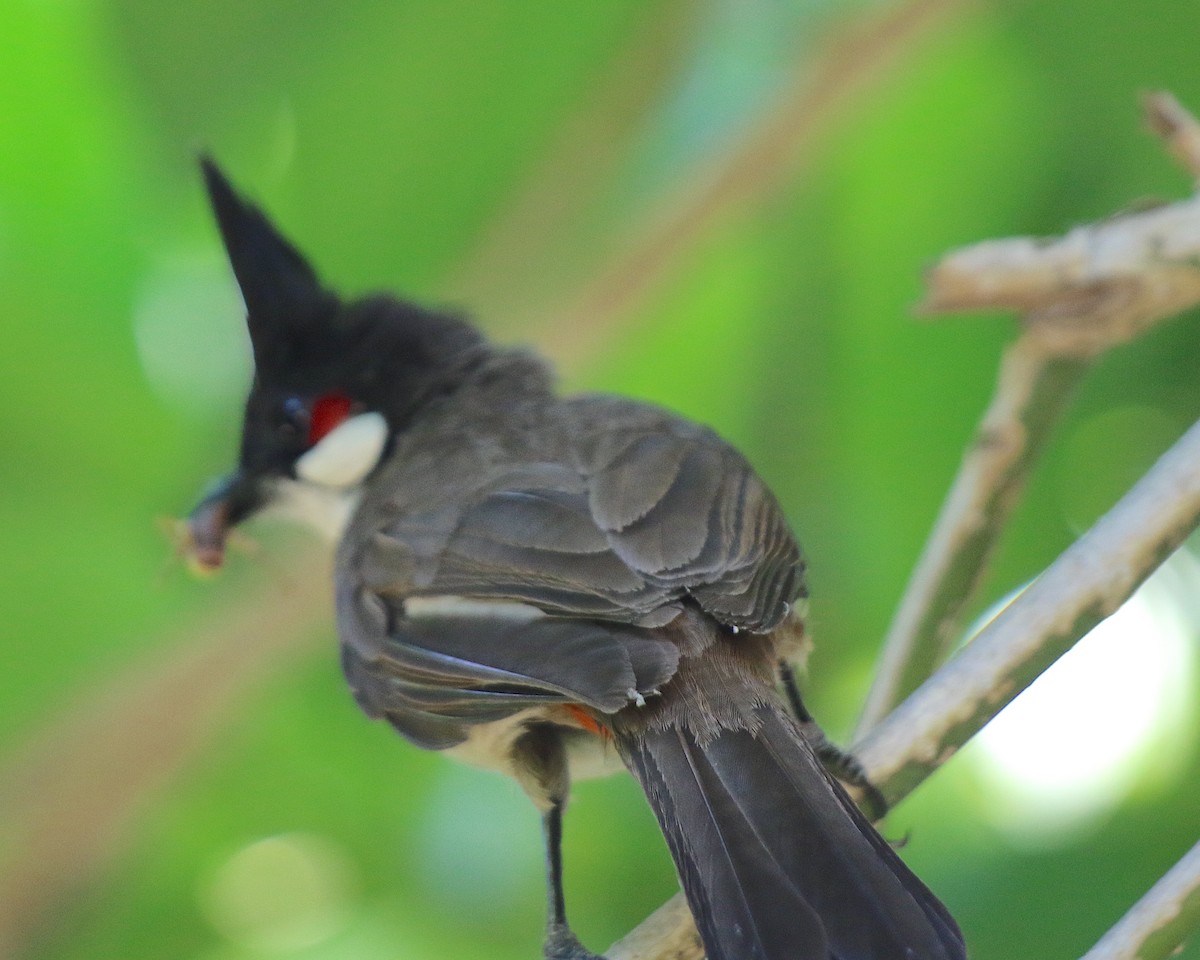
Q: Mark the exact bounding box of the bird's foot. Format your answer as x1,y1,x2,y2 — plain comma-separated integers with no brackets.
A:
813,738,889,821
544,923,604,960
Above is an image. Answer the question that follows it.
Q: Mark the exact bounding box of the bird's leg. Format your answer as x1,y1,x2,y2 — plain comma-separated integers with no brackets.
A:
512,724,604,960
541,797,604,960
777,660,889,821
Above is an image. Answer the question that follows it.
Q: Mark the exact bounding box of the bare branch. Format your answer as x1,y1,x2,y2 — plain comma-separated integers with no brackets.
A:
1078,840,1200,960
857,92,1200,732
856,338,1090,733
920,193,1200,356
857,412,1200,802
607,895,704,960
1144,90,1200,181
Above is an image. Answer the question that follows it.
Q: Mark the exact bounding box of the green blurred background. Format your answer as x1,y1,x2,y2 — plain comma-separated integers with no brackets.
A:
3,0,1200,958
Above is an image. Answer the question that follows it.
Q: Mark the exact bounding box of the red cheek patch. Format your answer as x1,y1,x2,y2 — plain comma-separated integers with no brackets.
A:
308,393,354,446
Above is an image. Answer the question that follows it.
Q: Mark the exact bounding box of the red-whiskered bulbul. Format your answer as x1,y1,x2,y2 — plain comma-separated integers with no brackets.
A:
186,159,966,960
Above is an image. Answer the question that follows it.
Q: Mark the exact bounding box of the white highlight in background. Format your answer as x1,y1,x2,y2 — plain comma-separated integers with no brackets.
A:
970,549,1199,845
133,252,250,419
199,832,358,952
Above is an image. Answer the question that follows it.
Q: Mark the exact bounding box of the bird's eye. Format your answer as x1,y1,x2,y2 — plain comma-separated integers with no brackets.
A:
273,393,354,447
308,392,354,446
275,395,309,439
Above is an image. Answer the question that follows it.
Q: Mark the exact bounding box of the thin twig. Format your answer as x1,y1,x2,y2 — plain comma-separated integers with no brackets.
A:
856,93,1200,733
1078,840,1200,960
856,338,1090,733
857,412,1200,803
1144,90,1200,181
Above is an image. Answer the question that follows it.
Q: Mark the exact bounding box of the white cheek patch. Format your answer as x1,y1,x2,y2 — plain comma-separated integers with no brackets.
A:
272,479,361,542
294,411,388,488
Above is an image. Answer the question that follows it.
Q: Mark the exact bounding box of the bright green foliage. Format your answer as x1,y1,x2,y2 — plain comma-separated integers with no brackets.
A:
2,1,1199,959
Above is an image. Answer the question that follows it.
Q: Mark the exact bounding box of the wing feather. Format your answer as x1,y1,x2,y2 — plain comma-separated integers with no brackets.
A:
568,401,805,632
336,392,804,746
336,582,680,747
350,396,804,632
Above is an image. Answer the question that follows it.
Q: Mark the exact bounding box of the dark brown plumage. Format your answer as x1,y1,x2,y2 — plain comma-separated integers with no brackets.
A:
187,159,966,960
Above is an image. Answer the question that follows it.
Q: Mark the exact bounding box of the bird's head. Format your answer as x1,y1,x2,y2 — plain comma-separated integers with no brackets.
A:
186,159,485,570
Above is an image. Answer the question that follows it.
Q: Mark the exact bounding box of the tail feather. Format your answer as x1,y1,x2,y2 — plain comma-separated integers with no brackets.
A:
617,706,966,960
626,725,830,959
794,716,963,954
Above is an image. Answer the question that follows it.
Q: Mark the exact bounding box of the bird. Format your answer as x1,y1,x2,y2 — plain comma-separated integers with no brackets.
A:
185,158,966,960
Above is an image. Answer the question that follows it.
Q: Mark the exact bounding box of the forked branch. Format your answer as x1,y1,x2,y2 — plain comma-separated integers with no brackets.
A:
857,90,1200,733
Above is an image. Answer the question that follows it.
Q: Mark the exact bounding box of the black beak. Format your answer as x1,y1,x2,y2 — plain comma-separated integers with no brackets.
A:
186,470,266,571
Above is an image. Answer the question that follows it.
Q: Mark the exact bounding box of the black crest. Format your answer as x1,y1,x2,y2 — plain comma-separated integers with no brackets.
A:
200,158,338,368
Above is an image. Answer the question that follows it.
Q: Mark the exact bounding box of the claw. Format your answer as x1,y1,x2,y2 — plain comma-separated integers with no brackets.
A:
544,924,605,960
